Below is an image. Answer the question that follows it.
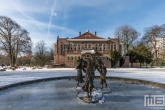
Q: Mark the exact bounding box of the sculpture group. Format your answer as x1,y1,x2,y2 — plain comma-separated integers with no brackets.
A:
76,57,107,100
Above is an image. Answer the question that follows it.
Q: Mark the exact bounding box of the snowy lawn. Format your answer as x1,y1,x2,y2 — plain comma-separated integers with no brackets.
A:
0,67,165,88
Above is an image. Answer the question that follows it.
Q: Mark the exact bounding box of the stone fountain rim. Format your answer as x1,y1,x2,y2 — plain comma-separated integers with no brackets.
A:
0,76,165,91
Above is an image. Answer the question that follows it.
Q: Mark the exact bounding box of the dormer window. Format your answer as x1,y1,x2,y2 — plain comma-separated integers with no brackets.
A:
85,35,91,39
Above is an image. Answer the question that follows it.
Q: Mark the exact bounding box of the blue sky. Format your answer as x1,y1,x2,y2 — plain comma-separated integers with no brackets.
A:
0,0,165,47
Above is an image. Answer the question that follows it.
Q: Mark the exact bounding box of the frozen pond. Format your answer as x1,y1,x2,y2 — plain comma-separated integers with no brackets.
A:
0,78,165,110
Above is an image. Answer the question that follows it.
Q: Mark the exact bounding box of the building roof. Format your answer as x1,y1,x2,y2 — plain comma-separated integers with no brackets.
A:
72,31,104,39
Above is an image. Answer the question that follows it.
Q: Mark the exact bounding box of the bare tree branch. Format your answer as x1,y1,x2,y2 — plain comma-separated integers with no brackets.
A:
115,25,140,55
0,16,32,66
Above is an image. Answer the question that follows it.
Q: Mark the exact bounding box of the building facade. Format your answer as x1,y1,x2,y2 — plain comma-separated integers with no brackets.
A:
150,37,165,61
53,31,122,68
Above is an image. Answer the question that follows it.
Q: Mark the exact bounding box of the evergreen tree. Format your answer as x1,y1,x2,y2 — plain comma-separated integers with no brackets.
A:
110,50,121,67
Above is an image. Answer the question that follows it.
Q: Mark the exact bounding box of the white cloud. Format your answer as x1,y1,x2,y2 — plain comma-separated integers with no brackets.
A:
47,0,57,38
1,0,164,47
0,0,77,47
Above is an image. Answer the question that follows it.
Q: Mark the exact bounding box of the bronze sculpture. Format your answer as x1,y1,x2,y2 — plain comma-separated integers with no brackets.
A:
76,56,108,102
97,64,107,89
82,58,94,99
76,58,85,87
94,57,107,89
91,57,96,82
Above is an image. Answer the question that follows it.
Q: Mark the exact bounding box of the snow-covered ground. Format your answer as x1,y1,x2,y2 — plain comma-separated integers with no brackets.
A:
0,67,165,88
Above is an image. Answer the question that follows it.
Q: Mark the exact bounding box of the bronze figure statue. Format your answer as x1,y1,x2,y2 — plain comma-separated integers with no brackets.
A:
97,65,107,89
91,57,96,82
95,57,107,89
76,58,85,87
76,56,109,103
82,58,94,99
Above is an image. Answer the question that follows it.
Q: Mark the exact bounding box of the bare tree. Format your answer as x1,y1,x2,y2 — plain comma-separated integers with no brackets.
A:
0,16,32,66
17,50,33,66
33,42,54,67
46,46,54,65
161,24,165,60
142,25,164,65
34,40,47,66
115,25,140,55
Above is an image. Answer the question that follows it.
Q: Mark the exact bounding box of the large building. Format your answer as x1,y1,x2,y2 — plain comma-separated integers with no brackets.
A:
53,30,123,68
152,37,165,60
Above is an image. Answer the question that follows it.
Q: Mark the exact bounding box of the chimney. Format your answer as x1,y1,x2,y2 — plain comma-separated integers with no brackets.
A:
79,32,81,36
95,31,97,36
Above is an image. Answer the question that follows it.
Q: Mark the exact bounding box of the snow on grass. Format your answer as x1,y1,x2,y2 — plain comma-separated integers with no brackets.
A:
1,68,165,90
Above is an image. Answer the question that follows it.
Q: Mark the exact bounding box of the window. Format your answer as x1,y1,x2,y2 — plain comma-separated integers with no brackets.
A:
75,56,77,61
99,44,102,50
71,56,73,61
68,56,70,61
85,35,91,39
74,44,77,51
114,44,116,50
88,44,91,49
60,44,63,54
64,44,65,51
111,44,113,50
70,44,72,50
96,44,98,50
85,44,87,49
78,44,80,50
103,44,106,50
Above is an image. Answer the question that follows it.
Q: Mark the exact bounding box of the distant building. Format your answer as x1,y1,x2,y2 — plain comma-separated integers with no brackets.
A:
53,31,124,68
153,37,165,60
